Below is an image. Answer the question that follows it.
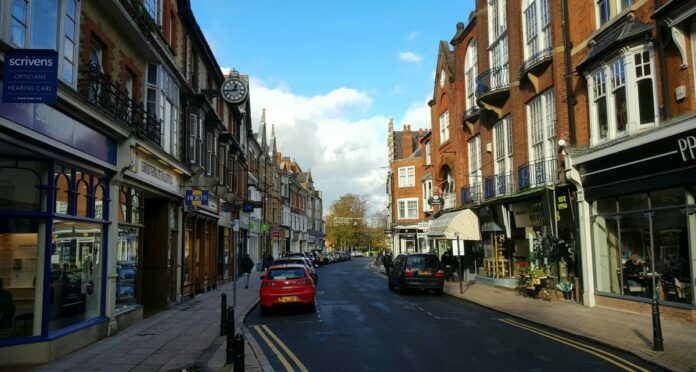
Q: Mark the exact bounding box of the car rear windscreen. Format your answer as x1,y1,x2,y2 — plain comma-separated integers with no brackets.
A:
406,255,439,269
268,268,306,280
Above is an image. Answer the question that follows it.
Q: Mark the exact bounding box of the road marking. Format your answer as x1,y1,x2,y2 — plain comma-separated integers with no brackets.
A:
252,325,295,372
499,318,649,372
261,324,310,372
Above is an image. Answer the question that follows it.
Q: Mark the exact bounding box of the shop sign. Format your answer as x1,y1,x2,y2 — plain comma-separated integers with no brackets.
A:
2,50,58,104
428,196,443,206
242,201,255,213
185,190,209,206
249,222,260,234
0,81,116,164
261,223,270,233
231,219,239,232
678,135,696,162
239,213,249,229
272,230,284,239
131,157,180,195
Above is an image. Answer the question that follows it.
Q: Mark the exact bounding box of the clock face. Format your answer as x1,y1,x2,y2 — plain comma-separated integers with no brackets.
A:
440,69,446,88
221,78,248,103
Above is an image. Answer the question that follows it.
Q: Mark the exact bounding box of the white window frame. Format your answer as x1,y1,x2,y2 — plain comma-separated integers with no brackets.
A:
493,117,513,176
144,0,163,25
526,89,556,162
425,142,431,166
398,166,415,188
464,40,478,111
5,0,81,86
397,198,419,220
522,0,551,62
440,110,450,143
146,64,180,157
468,135,482,198
586,45,658,146
596,0,633,28
422,179,433,213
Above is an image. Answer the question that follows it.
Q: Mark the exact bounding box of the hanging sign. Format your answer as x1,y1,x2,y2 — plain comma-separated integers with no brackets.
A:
185,189,208,206
2,50,59,104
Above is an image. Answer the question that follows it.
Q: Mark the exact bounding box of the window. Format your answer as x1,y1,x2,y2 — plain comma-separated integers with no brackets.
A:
398,166,415,188
493,117,513,176
397,198,418,220
206,132,214,175
144,0,162,25
596,0,632,27
146,64,180,156
468,135,482,200
523,0,551,61
488,0,509,89
422,179,433,212
527,90,556,163
464,41,478,111
440,110,450,143
7,0,80,85
425,142,431,166
587,47,657,145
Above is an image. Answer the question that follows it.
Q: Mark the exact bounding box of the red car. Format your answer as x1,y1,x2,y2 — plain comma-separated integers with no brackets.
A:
260,264,316,314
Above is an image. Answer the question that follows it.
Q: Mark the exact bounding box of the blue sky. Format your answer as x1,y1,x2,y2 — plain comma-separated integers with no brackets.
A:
192,1,475,213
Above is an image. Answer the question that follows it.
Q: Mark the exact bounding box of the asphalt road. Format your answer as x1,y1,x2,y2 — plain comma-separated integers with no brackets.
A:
245,257,658,372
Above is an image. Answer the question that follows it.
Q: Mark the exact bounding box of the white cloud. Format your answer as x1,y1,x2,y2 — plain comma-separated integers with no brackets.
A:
398,51,422,64
399,99,432,131
407,31,420,42
249,80,390,214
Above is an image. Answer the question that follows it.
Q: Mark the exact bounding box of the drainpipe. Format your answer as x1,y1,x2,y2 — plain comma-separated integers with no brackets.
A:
562,0,577,145
655,0,671,120
561,149,595,307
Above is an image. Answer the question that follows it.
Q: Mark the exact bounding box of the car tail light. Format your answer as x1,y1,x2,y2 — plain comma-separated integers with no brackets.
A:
261,281,276,287
434,270,446,278
404,270,415,277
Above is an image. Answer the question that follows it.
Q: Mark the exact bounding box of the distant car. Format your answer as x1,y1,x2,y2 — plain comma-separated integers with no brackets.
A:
286,252,316,267
388,254,445,295
260,264,316,314
273,257,318,284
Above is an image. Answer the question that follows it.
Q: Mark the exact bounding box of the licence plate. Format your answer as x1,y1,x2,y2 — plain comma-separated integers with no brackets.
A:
278,296,298,303
419,271,431,276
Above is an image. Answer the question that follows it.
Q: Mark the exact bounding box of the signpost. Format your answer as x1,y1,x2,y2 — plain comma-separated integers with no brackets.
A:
2,50,59,104
185,190,209,206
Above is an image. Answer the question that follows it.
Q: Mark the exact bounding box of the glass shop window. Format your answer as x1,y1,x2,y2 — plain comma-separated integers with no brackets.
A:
0,160,48,212
0,219,44,339
49,220,103,332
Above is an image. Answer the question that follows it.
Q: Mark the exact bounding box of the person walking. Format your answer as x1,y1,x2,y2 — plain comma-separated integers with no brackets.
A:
241,253,254,289
383,251,393,275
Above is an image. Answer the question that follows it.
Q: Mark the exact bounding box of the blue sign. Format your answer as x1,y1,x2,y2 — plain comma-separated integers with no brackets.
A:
242,201,255,213
185,190,209,206
3,50,59,104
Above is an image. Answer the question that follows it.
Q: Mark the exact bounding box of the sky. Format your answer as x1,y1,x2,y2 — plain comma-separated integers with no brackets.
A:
191,0,475,214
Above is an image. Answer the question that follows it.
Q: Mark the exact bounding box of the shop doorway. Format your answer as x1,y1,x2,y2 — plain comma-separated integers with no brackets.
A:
142,197,170,312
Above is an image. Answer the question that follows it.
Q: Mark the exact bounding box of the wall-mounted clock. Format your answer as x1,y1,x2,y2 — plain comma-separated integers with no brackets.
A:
221,77,248,103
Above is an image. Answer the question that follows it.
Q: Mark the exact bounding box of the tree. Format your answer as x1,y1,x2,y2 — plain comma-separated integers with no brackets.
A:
325,194,368,251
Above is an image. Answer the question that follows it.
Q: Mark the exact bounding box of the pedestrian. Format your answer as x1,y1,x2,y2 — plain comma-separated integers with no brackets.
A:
240,253,254,289
441,249,452,280
383,250,393,275
263,254,274,270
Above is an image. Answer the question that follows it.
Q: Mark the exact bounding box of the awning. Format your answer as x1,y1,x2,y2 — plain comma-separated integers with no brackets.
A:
427,209,480,240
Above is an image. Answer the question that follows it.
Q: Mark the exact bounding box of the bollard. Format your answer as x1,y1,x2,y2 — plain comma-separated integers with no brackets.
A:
226,306,235,365
233,333,245,372
220,293,227,336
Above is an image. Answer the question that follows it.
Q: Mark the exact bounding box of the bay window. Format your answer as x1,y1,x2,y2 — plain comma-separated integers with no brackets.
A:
587,46,658,146
5,0,80,86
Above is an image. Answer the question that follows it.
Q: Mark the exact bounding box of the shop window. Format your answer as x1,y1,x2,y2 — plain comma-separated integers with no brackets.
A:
49,220,103,332
115,227,139,311
653,209,691,304
119,185,143,225
0,219,44,339
0,160,47,212
592,215,621,294
618,193,648,212
594,198,616,214
94,183,105,220
651,187,685,208
54,172,71,215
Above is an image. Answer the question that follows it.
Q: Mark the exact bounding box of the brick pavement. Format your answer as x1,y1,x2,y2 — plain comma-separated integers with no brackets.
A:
35,273,271,372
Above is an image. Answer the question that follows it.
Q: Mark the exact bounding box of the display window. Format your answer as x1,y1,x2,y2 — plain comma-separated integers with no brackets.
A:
116,185,144,312
592,187,694,306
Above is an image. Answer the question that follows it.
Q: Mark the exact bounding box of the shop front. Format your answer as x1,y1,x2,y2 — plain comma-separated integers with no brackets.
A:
427,209,481,280
0,95,116,363
573,120,696,321
218,205,234,282
183,193,219,296
390,225,422,256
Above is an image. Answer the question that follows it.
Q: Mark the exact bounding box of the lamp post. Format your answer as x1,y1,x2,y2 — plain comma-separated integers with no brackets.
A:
647,212,664,351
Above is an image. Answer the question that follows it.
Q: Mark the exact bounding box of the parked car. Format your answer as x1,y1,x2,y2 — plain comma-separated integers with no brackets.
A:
387,254,445,295
259,264,316,315
273,257,318,284
286,252,317,267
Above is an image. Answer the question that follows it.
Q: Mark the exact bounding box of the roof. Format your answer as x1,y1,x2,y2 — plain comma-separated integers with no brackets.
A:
577,13,653,72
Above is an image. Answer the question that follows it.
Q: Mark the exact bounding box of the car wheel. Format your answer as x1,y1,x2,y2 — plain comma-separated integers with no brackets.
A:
388,280,395,291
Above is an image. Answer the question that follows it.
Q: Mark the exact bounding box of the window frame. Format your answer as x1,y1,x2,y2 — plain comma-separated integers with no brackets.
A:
397,197,419,220
440,110,450,143
398,166,415,188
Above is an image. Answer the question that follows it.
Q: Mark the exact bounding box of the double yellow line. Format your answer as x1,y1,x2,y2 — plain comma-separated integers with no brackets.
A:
498,318,649,372
252,324,309,372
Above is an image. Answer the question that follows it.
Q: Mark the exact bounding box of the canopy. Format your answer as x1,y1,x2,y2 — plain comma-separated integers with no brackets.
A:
427,209,480,240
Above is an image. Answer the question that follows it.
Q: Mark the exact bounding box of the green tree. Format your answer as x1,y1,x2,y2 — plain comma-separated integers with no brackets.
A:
326,194,368,251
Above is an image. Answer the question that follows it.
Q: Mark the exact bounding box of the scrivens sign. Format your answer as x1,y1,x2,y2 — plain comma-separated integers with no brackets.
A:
2,50,58,104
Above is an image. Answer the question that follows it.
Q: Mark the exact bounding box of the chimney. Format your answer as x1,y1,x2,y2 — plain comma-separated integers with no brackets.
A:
402,124,413,158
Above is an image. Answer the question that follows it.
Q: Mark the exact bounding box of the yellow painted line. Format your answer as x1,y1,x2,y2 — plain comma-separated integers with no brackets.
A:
261,324,310,372
252,325,295,372
499,319,648,372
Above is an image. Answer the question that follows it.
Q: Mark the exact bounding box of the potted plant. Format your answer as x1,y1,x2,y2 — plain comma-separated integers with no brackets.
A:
556,281,574,300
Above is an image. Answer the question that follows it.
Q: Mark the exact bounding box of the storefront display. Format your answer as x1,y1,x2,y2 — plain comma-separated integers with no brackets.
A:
116,186,144,312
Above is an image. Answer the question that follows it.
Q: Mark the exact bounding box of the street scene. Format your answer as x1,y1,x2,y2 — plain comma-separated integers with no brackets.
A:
2,0,696,371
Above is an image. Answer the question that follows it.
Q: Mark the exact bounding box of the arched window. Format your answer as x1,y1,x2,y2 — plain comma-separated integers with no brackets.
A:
0,160,46,211
54,172,71,214
94,183,105,220
76,178,89,217
119,186,128,223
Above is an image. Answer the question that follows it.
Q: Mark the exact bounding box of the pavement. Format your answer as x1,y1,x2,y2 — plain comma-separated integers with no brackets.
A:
374,262,696,372
36,272,271,372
